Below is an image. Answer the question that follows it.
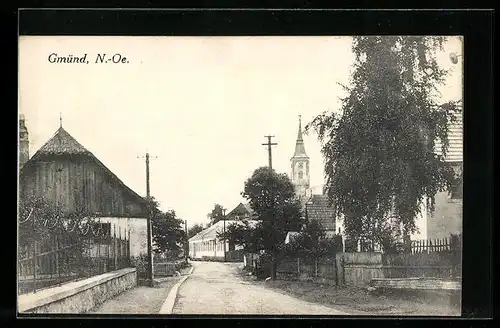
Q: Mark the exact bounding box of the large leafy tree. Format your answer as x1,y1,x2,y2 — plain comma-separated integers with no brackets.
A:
217,220,260,253
241,166,304,280
207,203,225,226
187,223,205,239
306,36,460,251
148,197,186,259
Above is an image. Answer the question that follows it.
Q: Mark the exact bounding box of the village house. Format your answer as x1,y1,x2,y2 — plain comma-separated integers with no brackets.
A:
225,202,257,221
188,217,259,261
18,115,150,258
413,104,463,240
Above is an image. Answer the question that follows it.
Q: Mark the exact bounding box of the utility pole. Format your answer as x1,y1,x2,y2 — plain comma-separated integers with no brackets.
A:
184,220,188,263
138,152,158,287
262,135,277,169
222,208,227,262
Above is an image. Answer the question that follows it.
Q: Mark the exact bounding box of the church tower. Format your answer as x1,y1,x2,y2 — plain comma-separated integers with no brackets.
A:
19,114,29,169
291,115,310,202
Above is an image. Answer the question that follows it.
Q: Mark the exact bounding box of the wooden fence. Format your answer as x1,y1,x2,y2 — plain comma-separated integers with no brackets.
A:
18,223,131,295
226,249,244,262
410,234,461,254
244,234,462,286
154,260,187,277
277,256,338,284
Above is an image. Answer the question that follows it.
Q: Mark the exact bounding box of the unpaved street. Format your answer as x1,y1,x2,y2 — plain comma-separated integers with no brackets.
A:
173,261,348,315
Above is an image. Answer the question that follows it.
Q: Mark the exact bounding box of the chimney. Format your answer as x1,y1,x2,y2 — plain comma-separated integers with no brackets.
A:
19,114,29,169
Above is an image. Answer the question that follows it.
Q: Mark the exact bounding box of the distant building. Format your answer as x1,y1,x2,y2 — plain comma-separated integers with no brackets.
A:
413,104,463,240
188,218,258,261
290,116,312,204
18,118,149,257
305,195,337,237
225,202,256,221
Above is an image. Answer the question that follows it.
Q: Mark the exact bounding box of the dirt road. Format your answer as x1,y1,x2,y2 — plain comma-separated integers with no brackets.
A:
172,261,348,315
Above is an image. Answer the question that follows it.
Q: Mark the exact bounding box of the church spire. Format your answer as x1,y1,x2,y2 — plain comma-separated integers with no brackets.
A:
293,115,308,158
291,114,310,203
297,115,303,141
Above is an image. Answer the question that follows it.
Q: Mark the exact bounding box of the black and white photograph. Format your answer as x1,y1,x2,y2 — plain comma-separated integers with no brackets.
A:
17,34,463,316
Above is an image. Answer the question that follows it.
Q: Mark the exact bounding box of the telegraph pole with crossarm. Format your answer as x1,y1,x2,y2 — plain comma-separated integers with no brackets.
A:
262,135,278,169
138,152,158,287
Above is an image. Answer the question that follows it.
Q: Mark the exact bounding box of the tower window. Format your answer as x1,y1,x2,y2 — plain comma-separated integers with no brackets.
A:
298,172,303,179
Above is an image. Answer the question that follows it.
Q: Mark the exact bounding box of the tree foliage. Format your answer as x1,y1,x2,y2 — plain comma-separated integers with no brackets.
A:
216,220,262,253
187,223,205,239
218,167,304,260
208,203,225,226
306,36,460,250
148,197,186,258
280,220,343,259
241,167,304,253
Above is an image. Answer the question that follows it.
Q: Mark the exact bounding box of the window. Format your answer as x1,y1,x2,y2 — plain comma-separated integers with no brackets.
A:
298,171,303,179
450,166,463,200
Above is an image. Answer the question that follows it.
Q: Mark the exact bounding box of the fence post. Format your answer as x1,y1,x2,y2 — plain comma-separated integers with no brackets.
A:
119,226,123,269
17,245,21,295
97,227,101,274
297,258,300,275
113,224,118,270
32,241,37,293
106,226,111,272
315,259,318,277
54,234,60,285
335,252,344,286
128,229,131,267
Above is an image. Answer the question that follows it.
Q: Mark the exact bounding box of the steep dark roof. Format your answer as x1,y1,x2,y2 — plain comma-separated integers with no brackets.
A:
305,194,336,231
189,219,259,242
292,117,308,159
226,202,256,219
34,127,89,156
21,127,147,206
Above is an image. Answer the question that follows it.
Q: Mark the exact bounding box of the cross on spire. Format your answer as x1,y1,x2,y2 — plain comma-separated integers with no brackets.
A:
59,112,62,128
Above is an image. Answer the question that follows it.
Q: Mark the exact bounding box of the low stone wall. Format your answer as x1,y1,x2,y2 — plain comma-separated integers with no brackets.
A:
371,277,461,291
18,268,137,314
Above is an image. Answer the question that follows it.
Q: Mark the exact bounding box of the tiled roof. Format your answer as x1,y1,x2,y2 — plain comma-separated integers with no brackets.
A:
22,127,147,206
226,202,256,220
305,194,336,231
188,219,259,242
434,105,463,162
35,127,90,155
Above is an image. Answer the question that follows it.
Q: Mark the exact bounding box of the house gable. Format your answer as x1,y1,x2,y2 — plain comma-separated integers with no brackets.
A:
305,194,336,231
19,127,148,218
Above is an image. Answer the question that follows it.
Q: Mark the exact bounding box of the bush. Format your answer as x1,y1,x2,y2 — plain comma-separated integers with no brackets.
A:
130,254,149,280
280,233,344,259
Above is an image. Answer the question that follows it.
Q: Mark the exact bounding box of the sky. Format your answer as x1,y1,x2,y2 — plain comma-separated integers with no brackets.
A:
18,36,463,228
